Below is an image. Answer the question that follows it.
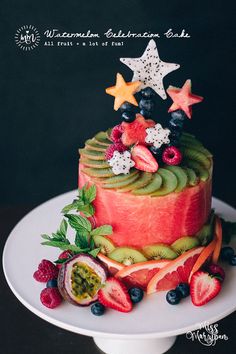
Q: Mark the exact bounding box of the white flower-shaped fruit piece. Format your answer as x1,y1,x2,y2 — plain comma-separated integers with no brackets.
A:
108,151,135,175
120,39,180,100
145,123,171,148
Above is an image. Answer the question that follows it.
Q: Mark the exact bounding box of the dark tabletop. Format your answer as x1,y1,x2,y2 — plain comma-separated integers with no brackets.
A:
1,206,235,354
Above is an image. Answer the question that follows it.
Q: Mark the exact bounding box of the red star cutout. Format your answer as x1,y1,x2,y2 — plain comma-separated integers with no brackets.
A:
167,79,203,119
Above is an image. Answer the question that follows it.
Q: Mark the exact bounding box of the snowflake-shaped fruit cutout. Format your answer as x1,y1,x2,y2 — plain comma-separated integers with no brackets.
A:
145,123,171,148
108,151,135,175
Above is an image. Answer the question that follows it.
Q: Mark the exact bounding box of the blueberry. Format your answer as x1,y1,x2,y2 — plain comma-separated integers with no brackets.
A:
121,111,136,123
175,283,190,298
140,109,152,118
220,246,234,261
139,99,154,112
170,110,186,121
229,254,236,266
91,302,106,316
120,102,133,112
128,287,144,304
166,289,181,305
169,117,184,129
46,279,58,288
140,87,155,98
149,146,163,158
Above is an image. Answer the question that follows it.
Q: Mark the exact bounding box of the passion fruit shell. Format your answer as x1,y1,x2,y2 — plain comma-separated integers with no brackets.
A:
58,254,107,306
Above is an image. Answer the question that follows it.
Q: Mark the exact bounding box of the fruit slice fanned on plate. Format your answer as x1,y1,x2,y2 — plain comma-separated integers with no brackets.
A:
116,260,170,290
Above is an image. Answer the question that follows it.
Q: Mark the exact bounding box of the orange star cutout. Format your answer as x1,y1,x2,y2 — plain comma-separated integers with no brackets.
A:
167,79,203,119
106,73,141,111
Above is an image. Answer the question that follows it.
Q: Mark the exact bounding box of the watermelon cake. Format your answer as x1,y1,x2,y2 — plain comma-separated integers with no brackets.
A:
34,40,236,312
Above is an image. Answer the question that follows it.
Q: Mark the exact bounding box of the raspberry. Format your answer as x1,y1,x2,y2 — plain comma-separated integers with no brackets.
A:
57,250,73,269
58,250,73,260
110,124,123,143
162,146,182,165
33,259,59,283
105,143,127,160
40,288,62,309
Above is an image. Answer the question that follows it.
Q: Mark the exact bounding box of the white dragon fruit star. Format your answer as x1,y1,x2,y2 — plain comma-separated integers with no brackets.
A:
145,123,171,148
108,150,135,175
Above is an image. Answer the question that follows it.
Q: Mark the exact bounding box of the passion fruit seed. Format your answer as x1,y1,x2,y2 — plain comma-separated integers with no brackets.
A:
71,263,102,299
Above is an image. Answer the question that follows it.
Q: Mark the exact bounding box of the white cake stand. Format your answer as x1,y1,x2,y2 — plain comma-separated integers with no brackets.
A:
3,191,236,354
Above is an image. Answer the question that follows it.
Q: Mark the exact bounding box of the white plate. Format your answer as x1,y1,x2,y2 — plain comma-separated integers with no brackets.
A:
2,191,236,340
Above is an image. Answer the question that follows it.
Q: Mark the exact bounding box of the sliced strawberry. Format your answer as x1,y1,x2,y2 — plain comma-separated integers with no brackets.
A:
121,114,155,146
98,277,133,313
131,145,158,172
190,271,221,306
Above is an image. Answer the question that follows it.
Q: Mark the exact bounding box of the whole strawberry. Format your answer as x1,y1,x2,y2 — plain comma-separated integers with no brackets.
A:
57,250,73,269
33,259,59,283
40,288,62,309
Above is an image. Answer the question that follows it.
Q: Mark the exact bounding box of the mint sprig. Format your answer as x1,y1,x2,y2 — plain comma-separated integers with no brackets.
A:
61,184,96,217
41,185,113,259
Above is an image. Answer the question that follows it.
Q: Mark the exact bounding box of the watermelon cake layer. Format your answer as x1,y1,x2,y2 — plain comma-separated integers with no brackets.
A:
78,130,213,249
79,166,212,248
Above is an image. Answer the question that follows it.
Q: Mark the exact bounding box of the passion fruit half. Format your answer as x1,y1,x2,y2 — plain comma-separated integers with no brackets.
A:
58,254,107,306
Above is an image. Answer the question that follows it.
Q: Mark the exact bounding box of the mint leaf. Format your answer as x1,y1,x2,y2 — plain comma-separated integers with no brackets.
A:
59,219,68,235
88,247,101,258
84,185,96,204
41,240,70,248
41,234,51,240
75,232,90,249
65,214,92,234
54,258,71,264
79,204,95,217
91,225,113,237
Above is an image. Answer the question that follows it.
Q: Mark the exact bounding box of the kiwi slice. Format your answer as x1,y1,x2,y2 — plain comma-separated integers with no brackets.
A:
109,247,147,265
85,139,108,152
181,147,211,169
133,173,162,195
151,168,178,196
79,148,105,161
119,172,153,192
102,173,140,189
101,169,138,185
165,166,188,192
80,158,110,169
82,167,114,178
185,160,209,181
171,236,200,255
183,167,199,186
93,235,115,255
94,132,111,146
196,211,215,245
142,244,178,260
180,140,212,158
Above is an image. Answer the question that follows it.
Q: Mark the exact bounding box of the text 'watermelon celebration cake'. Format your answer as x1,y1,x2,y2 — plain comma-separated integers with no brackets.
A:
34,40,236,312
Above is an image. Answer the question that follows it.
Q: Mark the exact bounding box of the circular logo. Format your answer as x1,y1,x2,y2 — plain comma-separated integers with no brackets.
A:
15,25,40,51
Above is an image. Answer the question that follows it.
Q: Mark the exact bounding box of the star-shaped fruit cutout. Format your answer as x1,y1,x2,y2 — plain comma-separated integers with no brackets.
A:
105,73,141,111
167,79,204,119
120,39,180,100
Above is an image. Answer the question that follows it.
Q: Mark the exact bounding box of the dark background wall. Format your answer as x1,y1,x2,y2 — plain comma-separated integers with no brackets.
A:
1,0,236,208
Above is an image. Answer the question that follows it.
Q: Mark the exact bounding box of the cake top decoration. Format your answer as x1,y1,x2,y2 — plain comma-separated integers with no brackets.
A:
120,39,180,99
167,79,204,119
105,73,141,111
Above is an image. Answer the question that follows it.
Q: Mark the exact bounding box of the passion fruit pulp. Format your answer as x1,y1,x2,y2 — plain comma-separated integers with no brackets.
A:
58,254,107,306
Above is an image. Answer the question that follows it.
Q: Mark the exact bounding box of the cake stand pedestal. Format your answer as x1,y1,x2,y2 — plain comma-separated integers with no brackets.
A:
93,336,177,354
3,191,236,354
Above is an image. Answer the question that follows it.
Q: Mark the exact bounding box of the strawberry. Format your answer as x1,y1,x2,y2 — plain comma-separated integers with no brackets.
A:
190,271,221,306
131,144,158,172
98,277,133,313
121,114,155,146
